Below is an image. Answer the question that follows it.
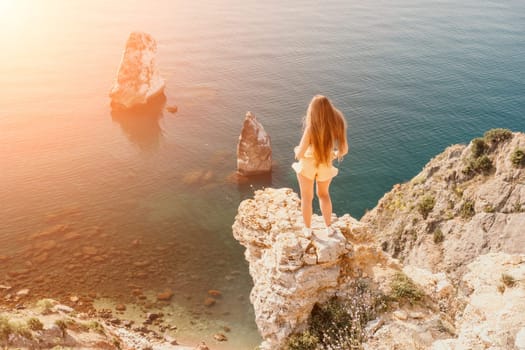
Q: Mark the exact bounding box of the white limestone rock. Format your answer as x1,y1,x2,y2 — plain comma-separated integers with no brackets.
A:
236,112,272,176
109,32,165,110
402,265,454,300
233,188,353,349
363,131,525,279
232,188,404,350
431,253,525,350
516,327,525,350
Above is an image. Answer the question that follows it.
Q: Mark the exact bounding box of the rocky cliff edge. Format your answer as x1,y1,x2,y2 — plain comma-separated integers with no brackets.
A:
233,130,525,350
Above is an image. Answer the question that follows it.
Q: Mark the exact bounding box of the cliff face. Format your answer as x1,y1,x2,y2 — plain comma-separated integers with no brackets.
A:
362,130,525,279
232,130,525,350
233,188,453,350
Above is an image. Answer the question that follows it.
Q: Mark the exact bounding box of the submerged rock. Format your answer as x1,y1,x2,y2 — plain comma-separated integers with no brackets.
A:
109,32,165,110
236,112,272,176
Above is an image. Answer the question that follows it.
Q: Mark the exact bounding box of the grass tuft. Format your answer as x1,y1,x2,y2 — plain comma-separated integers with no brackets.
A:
417,195,435,219
511,149,525,167
460,200,475,219
389,272,424,305
27,317,44,331
433,229,444,244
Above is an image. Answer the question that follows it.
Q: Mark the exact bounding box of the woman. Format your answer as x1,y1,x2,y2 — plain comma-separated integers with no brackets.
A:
292,95,348,238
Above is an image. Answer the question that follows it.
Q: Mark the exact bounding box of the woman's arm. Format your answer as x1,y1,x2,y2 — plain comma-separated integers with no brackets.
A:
294,126,311,160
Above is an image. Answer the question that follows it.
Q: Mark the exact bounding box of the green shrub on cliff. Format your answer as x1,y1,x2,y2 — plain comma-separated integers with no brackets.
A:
511,149,525,167
285,280,385,350
0,316,13,342
27,317,43,331
433,229,444,244
471,138,487,158
417,195,435,219
460,199,475,219
0,317,33,342
484,128,512,145
389,272,424,305
463,136,494,176
463,154,493,176
286,331,319,350
471,155,493,173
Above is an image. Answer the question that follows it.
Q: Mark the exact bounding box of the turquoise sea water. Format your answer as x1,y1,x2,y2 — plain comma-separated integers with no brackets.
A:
1,0,524,347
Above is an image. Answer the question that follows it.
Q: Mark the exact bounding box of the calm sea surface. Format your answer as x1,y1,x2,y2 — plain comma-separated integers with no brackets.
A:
1,0,524,347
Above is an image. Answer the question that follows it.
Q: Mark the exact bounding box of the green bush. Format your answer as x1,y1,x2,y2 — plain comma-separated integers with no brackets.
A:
417,195,435,219
483,204,495,213
36,298,56,314
0,317,33,342
285,331,319,350
14,324,32,339
511,149,525,167
463,155,493,175
27,317,43,331
484,128,512,144
471,155,493,174
471,138,487,158
86,321,105,334
0,316,13,342
390,272,424,305
433,229,444,244
285,280,385,350
460,200,475,219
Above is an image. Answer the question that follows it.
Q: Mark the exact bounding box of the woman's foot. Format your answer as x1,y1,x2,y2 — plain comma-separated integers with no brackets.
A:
324,225,336,236
302,227,313,239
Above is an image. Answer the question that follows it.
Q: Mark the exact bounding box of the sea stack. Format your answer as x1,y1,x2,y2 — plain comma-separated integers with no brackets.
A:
109,32,165,110
237,112,272,176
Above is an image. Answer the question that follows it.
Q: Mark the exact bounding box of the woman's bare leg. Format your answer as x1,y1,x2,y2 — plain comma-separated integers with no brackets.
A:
297,173,315,228
316,178,333,227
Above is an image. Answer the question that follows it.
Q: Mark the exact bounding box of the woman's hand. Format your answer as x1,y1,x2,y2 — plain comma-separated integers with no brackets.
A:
294,146,300,160
295,127,311,160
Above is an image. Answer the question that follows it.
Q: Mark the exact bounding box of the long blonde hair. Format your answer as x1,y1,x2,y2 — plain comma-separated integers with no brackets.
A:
305,95,347,166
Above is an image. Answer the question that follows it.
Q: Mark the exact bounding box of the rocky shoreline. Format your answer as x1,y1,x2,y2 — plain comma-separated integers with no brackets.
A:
0,295,227,349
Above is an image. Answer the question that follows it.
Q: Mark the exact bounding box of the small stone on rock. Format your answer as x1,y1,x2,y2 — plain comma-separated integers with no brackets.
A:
16,289,30,296
214,333,228,342
208,289,222,297
204,297,216,307
393,310,408,320
166,105,178,113
157,289,174,301
195,342,210,350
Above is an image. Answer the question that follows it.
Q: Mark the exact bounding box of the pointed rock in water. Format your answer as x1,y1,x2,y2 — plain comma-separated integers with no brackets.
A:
109,32,166,110
237,112,272,176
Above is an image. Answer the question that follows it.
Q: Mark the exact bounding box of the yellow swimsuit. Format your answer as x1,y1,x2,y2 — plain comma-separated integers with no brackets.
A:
292,146,339,182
